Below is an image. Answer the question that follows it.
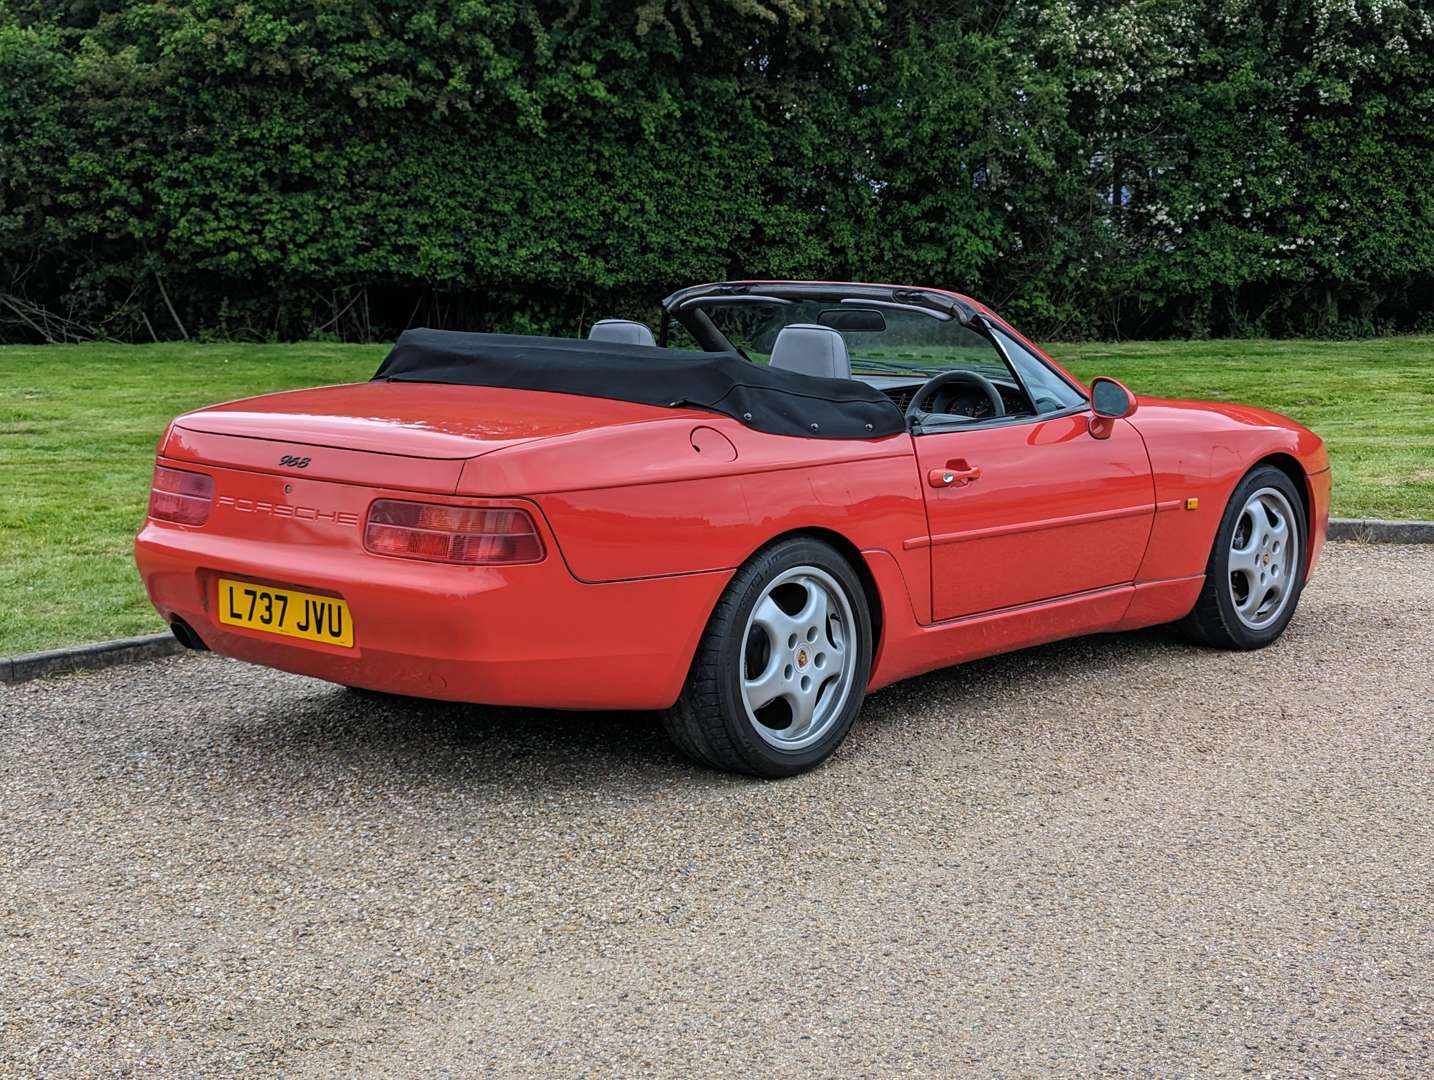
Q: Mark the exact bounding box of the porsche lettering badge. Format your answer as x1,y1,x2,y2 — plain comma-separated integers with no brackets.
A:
217,495,359,527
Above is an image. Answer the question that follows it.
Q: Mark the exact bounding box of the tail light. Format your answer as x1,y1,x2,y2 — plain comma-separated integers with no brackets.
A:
148,465,214,526
364,500,545,565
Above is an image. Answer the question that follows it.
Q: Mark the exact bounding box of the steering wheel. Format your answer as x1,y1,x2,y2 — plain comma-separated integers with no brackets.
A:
905,370,1006,428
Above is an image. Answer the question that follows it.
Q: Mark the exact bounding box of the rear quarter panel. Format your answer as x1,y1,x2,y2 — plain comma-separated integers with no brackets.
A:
460,417,933,617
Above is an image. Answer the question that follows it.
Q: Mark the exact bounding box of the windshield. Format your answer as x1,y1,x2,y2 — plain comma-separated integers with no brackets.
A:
670,299,1006,377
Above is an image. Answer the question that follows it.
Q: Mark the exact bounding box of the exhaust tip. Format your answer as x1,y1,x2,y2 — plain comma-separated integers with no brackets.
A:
170,618,209,652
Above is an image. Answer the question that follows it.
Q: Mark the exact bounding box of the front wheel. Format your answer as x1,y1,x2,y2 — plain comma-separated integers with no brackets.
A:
662,537,872,777
1181,465,1308,650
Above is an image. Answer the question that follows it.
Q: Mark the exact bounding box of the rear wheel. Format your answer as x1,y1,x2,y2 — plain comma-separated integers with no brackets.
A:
1181,465,1307,649
662,537,872,777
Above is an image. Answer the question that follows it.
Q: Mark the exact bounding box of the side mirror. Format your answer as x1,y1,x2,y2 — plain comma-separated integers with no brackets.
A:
1088,376,1137,439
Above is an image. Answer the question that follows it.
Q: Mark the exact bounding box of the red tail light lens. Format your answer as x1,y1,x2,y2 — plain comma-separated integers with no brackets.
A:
364,500,545,565
148,465,213,526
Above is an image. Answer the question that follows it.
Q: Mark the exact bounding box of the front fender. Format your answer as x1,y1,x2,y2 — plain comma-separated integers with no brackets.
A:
1128,399,1328,582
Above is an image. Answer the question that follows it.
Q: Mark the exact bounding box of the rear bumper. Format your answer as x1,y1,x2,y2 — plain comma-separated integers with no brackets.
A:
135,523,728,710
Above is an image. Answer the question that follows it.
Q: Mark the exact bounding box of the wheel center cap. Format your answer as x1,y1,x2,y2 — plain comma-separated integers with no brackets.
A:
795,647,810,669
1263,552,1270,565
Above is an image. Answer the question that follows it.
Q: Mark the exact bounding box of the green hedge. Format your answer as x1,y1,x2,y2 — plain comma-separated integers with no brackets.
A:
2,1,1432,342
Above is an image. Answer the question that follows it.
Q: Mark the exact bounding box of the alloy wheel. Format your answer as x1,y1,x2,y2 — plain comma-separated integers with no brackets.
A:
1228,486,1299,631
739,565,860,751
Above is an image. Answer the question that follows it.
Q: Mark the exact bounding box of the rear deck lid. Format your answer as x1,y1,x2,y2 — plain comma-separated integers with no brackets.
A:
165,381,683,493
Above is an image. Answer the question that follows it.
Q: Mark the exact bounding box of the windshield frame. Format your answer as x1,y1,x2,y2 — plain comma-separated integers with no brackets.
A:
662,281,976,353
661,281,1088,411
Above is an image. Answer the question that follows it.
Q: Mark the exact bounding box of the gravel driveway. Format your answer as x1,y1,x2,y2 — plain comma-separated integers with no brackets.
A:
3,542,1432,1078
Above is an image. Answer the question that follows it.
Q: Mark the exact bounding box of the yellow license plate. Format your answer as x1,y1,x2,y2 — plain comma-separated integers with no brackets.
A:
217,578,354,648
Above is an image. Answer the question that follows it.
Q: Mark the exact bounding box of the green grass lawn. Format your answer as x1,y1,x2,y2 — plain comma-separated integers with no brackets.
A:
2,337,1430,654
1,344,385,656
1050,338,1434,521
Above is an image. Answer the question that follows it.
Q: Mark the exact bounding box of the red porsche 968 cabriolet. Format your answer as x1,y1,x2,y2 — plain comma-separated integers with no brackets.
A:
135,281,1330,775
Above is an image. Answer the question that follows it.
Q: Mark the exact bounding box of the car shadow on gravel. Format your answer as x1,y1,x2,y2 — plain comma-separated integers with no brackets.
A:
858,624,1186,715
218,674,742,791
210,623,1191,791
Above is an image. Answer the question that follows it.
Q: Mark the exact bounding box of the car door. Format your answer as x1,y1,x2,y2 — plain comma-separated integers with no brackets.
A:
910,325,1155,622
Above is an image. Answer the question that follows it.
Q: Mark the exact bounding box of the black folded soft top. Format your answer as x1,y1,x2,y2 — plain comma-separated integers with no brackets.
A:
373,328,906,439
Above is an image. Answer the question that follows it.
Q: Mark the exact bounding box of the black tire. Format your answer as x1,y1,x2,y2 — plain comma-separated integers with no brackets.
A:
662,536,873,777
1180,464,1308,650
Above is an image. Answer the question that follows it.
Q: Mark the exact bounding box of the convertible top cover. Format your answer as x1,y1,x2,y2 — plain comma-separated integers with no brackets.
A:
373,329,906,439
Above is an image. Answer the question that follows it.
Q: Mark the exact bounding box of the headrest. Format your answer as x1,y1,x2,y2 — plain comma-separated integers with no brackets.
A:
588,319,656,347
768,324,851,380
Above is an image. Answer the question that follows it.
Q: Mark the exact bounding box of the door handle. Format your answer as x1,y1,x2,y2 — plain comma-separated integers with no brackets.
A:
928,461,981,488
